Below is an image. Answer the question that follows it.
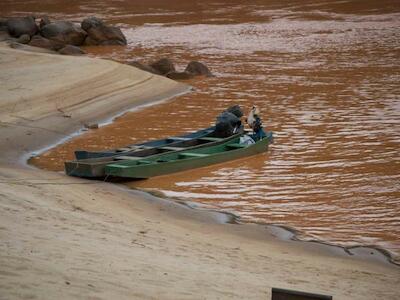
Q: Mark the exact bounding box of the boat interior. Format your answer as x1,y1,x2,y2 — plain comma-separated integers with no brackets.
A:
111,137,250,167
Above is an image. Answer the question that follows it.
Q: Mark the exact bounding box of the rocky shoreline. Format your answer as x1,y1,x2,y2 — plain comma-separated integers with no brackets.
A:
0,15,126,54
1,15,213,80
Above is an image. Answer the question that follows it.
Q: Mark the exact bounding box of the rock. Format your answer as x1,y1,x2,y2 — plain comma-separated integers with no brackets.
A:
166,71,195,80
98,37,126,46
83,36,96,46
0,18,9,33
0,17,8,27
41,21,87,46
185,61,213,77
29,35,63,50
58,45,86,55
39,16,51,29
0,30,14,42
16,34,30,44
7,16,38,37
84,123,99,129
81,17,126,46
127,61,161,75
81,16,103,31
150,58,175,75
84,25,126,46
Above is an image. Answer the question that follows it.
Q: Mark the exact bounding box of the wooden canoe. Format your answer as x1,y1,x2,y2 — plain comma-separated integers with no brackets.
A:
74,126,216,159
65,128,244,178
104,132,273,179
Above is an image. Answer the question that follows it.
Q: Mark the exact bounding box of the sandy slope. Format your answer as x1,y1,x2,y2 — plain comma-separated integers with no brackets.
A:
0,45,399,300
0,44,189,162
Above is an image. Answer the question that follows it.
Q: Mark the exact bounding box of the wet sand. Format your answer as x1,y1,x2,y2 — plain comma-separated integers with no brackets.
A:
0,43,400,299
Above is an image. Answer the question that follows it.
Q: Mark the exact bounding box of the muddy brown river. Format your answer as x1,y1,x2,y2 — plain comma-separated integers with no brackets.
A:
3,0,399,263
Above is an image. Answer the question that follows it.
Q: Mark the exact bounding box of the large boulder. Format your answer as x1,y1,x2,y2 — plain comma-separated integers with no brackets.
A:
28,35,63,50
150,58,175,75
81,16,103,31
6,16,38,37
40,21,86,46
166,71,195,80
185,61,213,77
82,17,126,46
127,61,161,75
58,45,86,55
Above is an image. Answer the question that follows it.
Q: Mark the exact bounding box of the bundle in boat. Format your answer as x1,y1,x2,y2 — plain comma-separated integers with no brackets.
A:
104,132,273,179
64,128,244,178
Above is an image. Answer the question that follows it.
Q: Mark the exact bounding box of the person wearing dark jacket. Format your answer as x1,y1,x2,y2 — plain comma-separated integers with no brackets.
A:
214,105,243,138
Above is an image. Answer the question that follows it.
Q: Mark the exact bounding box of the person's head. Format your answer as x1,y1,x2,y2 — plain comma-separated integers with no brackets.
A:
251,105,260,116
246,105,260,128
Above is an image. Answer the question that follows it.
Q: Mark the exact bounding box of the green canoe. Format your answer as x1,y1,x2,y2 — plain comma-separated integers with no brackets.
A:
64,130,244,178
105,132,273,179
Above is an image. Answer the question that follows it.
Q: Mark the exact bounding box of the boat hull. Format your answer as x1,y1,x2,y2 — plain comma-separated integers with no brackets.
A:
105,132,273,179
65,129,244,178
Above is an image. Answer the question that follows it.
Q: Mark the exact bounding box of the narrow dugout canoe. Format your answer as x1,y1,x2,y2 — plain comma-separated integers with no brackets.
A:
105,132,273,179
65,128,244,178
74,126,216,159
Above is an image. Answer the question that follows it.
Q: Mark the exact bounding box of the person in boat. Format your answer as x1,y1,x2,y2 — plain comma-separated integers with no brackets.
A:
213,105,244,138
246,105,266,141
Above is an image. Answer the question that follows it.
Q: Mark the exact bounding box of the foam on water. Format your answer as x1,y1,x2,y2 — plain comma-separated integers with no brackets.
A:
123,13,400,54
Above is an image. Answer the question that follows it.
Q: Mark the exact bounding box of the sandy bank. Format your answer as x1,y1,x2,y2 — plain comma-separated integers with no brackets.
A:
0,45,399,300
0,43,189,163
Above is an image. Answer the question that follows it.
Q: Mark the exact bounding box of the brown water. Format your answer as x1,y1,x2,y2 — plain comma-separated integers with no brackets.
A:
5,0,399,262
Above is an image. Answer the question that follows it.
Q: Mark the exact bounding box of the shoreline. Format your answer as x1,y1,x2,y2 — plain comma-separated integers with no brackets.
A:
139,188,400,267
23,87,192,164
1,44,399,299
